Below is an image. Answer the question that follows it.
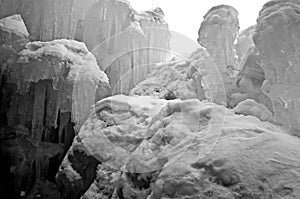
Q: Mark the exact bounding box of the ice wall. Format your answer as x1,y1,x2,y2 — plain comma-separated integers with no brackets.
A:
89,1,171,95
198,5,240,101
253,0,300,134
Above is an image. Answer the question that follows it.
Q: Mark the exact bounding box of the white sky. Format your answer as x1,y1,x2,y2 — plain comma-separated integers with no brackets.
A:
129,0,269,54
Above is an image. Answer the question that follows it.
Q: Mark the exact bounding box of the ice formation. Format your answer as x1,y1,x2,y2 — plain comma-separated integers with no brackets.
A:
6,39,110,132
198,5,240,101
253,0,300,134
59,95,300,199
89,0,170,95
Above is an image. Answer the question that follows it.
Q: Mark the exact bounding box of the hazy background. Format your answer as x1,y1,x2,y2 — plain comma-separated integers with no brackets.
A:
129,0,269,55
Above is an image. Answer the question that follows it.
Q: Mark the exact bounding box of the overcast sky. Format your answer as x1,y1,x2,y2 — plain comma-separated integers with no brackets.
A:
129,0,269,54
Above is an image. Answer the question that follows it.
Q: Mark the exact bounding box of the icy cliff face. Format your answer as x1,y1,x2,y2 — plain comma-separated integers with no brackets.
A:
58,95,300,199
253,0,300,134
0,0,170,96
89,0,170,95
198,5,239,101
0,0,96,41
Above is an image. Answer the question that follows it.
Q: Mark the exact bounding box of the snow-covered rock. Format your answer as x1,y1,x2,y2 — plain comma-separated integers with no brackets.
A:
253,0,300,134
88,0,170,95
198,5,240,102
58,95,300,199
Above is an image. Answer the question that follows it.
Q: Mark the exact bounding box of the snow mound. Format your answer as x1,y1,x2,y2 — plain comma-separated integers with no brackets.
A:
58,95,300,198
